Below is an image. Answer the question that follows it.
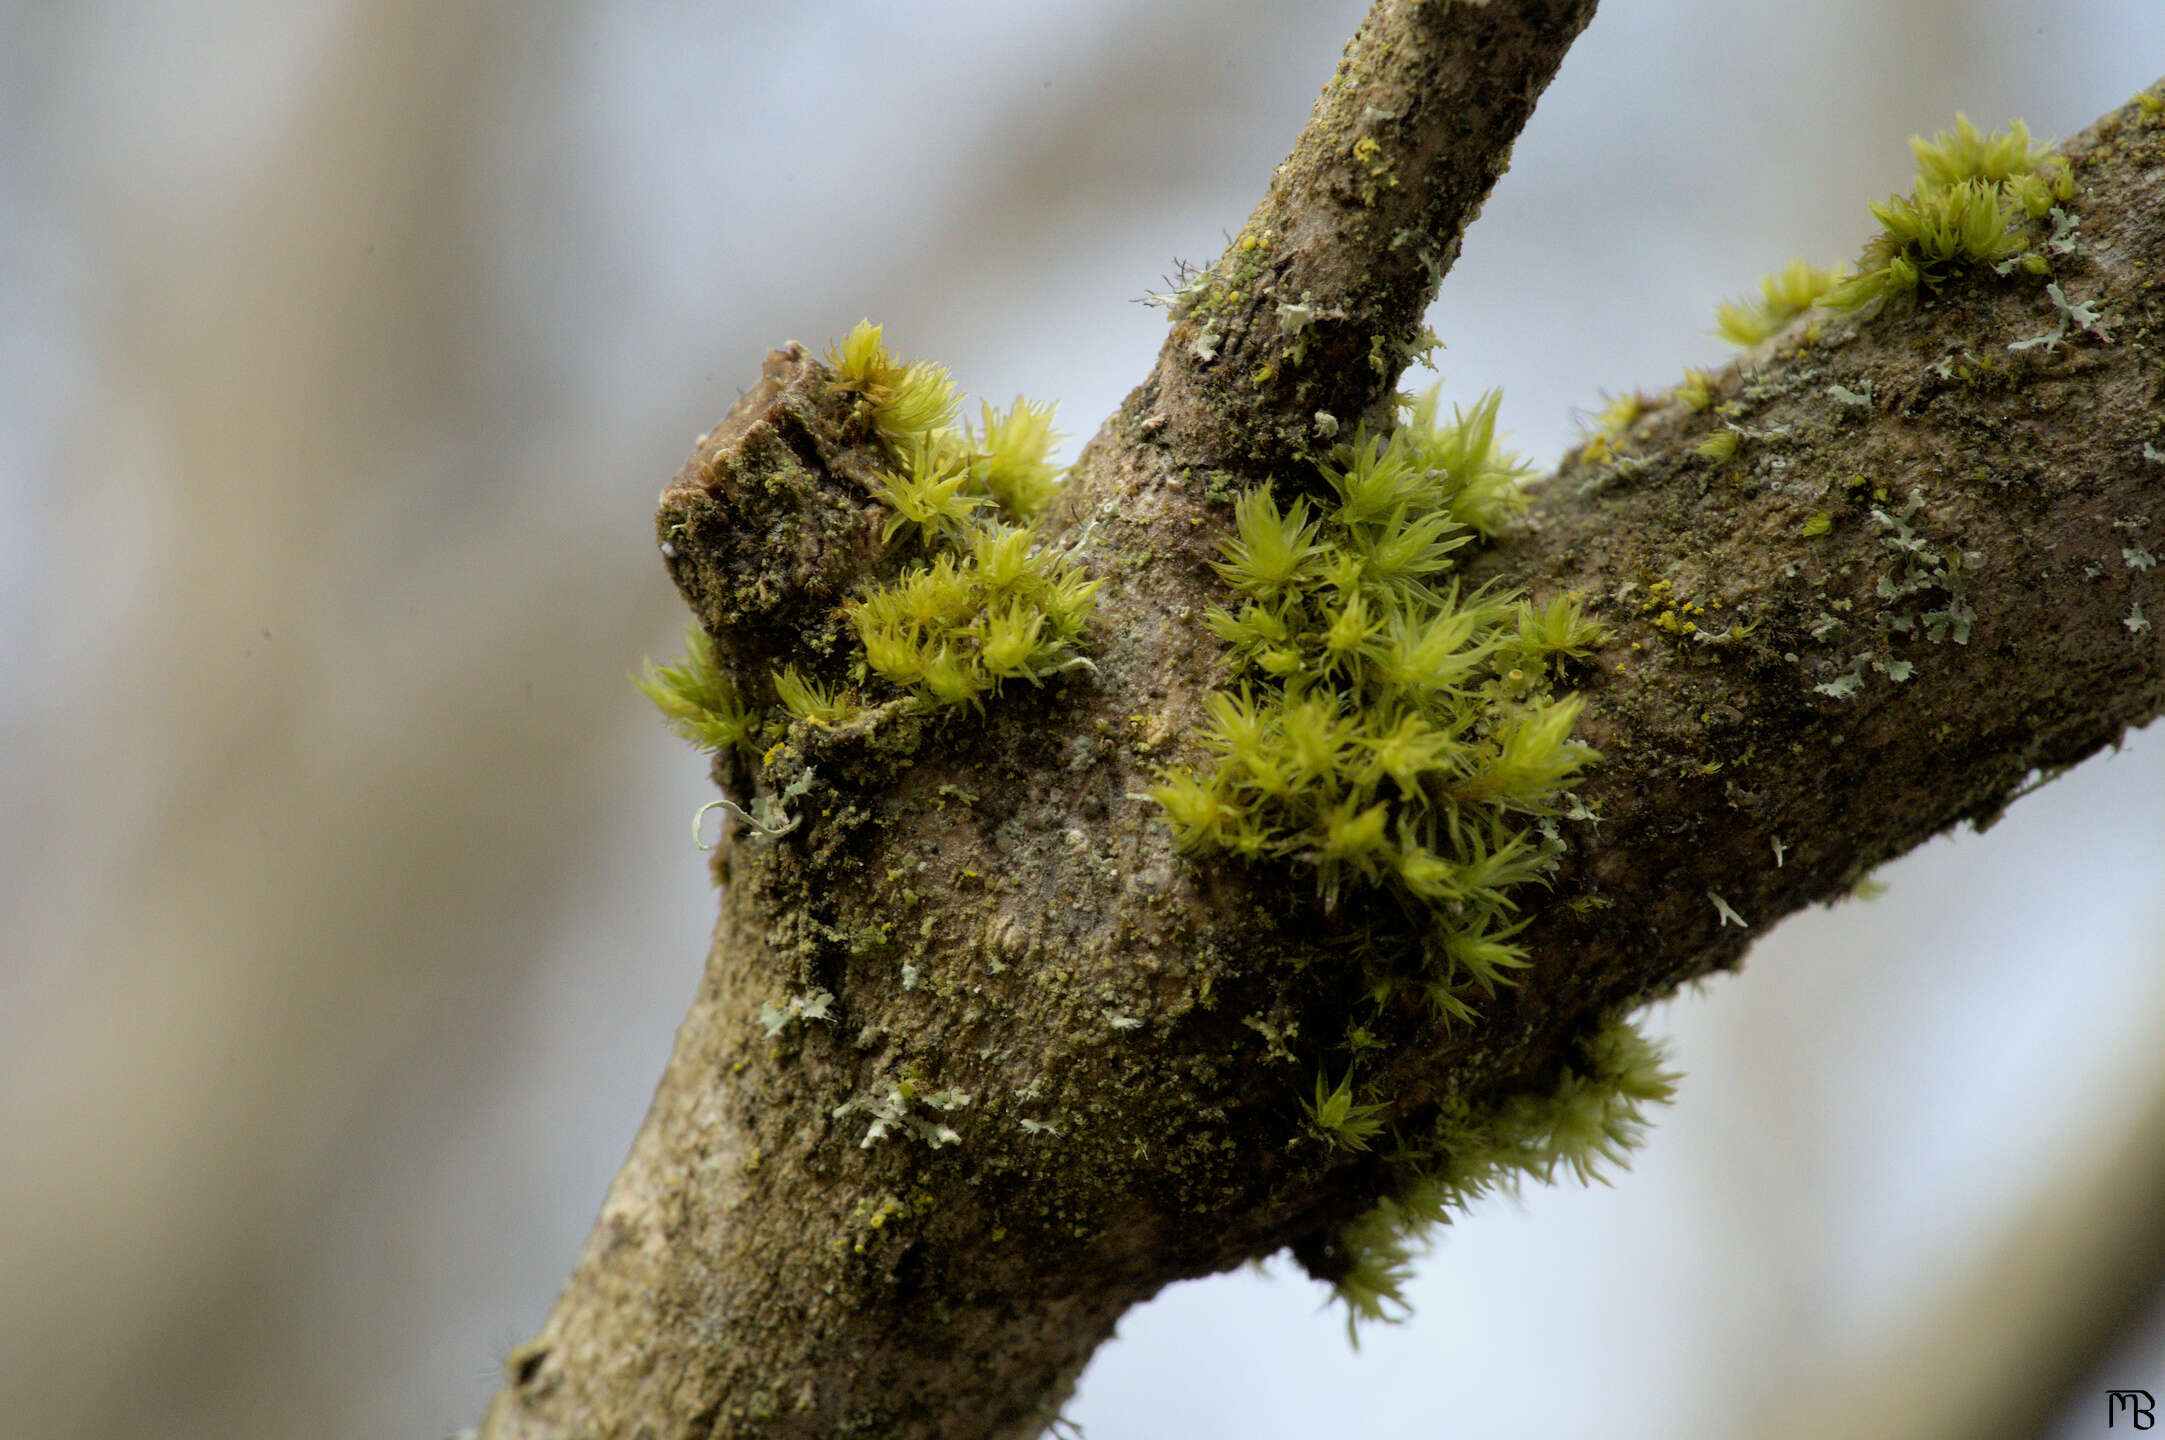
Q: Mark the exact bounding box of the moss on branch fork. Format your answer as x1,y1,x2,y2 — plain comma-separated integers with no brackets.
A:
483,31,2165,1440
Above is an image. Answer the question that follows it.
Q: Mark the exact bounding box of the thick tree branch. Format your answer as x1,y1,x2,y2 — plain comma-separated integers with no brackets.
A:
480,5,2165,1430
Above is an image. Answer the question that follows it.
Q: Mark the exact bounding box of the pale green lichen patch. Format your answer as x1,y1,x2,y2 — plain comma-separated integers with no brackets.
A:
759,988,836,1038
833,1077,974,1150
1870,491,1977,645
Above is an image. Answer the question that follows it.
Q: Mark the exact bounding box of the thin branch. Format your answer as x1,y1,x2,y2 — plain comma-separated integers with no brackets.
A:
1140,0,1598,476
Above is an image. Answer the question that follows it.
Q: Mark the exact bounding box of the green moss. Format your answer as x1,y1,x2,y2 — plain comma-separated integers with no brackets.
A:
1714,261,1848,347
774,665,858,727
641,323,1100,754
967,398,1063,523
827,320,960,454
1696,428,1741,464
1153,391,1590,948
1824,115,2074,312
1325,1015,1678,1337
636,624,759,756
840,327,1099,716
1141,384,1652,1332
1673,369,1717,412
1709,116,2077,345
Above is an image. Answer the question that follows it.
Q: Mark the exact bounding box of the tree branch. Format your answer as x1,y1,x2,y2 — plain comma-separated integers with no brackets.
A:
480,2,2165,1428
1140,0,1597,475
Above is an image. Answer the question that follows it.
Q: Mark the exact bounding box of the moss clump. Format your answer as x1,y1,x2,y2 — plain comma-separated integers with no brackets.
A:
1706,116,2078,344
834,323,1099,715
1714,116,2076,344
967,397,1063,524
1151,387,1595,1004
1326,1016,1678,1336
641,322,1100,753
1714,260,1850,348
849,525,1097,712
637,625,758,756
1143,384,1648,1329
826,319,961,454
1673,369,1717,412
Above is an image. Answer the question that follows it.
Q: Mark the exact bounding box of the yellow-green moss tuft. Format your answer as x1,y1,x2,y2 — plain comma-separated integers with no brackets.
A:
1714,260,1849,347
637,625,759,755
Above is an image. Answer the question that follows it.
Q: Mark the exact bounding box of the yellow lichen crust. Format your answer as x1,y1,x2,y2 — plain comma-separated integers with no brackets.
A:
1145,387,1649,1331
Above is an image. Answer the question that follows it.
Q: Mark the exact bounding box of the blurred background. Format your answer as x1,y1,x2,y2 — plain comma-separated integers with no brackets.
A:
2,2,2161,1437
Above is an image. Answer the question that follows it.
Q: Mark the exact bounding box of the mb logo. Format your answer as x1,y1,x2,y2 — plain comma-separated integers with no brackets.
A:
2109,1390,2155,1429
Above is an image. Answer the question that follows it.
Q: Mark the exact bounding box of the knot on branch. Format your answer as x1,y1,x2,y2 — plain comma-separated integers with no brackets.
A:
658,344,888,681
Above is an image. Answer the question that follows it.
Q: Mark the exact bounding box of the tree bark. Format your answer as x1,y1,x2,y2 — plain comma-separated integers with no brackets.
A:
480,0,2165,1431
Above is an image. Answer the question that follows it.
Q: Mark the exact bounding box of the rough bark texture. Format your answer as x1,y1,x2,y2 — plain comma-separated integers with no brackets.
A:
480,1,2165,1431
1145,0,1599,475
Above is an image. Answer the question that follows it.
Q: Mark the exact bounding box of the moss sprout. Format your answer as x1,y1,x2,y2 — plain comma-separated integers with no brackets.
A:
968,398,1063,523
1305,1071,1392,1152
1696,428,1741,463
1325,1015,1678,1339
774,665,857,727
826,319,960,454
636,625,759,756
1673,369,1716,412
642,324,1098,762
1909,113,2056,191
1714,260,1849,347
873,434,983,544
